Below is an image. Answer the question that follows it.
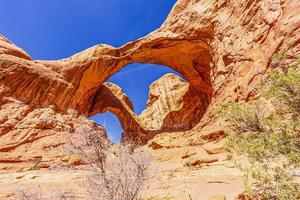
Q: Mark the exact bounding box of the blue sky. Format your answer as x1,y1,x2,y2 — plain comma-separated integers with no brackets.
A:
0,0,177,143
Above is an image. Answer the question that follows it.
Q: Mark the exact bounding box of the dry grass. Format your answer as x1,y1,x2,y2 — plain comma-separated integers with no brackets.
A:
13,185,76,200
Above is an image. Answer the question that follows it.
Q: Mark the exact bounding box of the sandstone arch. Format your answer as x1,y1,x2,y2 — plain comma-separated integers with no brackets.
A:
0,31,213,112
51,36,213,116
87,71,209,143
0,28,213,143
1,0,297,165
88,82,142,133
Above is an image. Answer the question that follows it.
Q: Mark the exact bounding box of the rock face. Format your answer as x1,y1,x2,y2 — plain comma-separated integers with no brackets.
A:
0,0,299,170
139,73,205,132
88,82,142,134
88,73,203,143
0,0,299,199
0,96,106,167
139,73,189,131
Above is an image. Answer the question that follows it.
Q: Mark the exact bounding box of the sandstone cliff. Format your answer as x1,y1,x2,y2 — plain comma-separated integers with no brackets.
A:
1,0,298,147
0,0,299,198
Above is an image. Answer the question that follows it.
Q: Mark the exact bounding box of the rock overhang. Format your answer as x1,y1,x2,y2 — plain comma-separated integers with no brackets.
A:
0,0,298,164
0,19,214,143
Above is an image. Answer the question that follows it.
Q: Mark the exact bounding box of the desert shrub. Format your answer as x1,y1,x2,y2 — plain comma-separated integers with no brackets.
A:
216,44,300,199
13,185,76,200
219,100,299,199
69,131,152,200
13,186,42,200
14,128,151,200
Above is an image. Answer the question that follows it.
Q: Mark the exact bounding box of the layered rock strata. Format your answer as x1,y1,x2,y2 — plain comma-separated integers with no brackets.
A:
0,0,299,166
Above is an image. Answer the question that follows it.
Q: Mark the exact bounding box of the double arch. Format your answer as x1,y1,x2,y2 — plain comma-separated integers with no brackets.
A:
1,35,213,143
74,38,213,143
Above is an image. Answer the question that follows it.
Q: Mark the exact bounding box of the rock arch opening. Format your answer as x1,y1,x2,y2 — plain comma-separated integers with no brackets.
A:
89,63,187,143
107,62,185,115
87,59,212,144
0,28,214,145
90,111,124,144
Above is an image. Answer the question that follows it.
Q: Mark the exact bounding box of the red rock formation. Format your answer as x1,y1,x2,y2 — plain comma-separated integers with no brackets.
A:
87,74,204,143
0,33,212,115
139,73,206,132
0,96,106,165
0,0,299,166
0,0,299,199
88,82,141,133
139,74,190,131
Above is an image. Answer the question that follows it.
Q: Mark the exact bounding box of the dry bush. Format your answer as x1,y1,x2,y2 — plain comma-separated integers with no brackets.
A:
12,185,76,200
15,121,152,200
13,185,42,200
68,130,152,200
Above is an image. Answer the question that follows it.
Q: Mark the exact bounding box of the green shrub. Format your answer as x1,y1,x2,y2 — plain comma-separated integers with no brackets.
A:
216,43,300,199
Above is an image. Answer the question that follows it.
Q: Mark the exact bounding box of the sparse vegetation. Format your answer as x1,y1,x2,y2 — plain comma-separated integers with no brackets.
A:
30,157,42,171
216,42,300,200
13,185,76,200
14,129,152,200
68,130,152,200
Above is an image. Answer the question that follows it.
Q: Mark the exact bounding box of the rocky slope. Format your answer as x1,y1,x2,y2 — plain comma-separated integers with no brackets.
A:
0,97,106,170
0,0,299,199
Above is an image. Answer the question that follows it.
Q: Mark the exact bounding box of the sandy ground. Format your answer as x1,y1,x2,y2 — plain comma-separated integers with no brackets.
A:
0,153,245,200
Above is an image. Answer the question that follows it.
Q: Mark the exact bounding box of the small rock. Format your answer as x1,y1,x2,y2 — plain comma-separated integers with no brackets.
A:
184,154,218,167
0,192,13,197
148,141,164,150
181,149,196,159
209,194,226,200
68,155,83,165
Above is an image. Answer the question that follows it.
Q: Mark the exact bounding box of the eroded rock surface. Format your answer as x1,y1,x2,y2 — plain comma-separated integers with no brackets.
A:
139,74,190,131
1,0,298,143
0,0,299,163
88,82,141,133
0,96,106,171
88,73,203,143
0,0,300,198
